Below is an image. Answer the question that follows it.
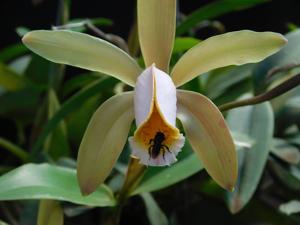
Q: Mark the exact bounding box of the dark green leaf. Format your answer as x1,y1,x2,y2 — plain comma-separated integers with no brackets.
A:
0,163,115,207
30,77,118,158
0,88,41,120
61,72,100,97
141,193,169,225
206,64,254,100
0,44,29,63
269,159,300,191
0,63,27,91
132,150,203,195
176,0,268,36
44,90,70,159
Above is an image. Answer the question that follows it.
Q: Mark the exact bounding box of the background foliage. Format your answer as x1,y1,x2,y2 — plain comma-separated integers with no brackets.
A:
1,0,300,225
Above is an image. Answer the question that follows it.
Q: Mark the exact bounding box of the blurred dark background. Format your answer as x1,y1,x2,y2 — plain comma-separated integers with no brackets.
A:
1,0,300,49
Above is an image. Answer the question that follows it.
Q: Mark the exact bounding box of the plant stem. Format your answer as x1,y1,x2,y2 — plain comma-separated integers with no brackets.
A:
219,73,300,112
0,137,29,162
84,21,130,53
112,157,146,224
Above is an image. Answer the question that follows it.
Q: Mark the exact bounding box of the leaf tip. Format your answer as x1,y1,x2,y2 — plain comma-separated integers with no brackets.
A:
229,196,243,214
22,32,31,45
227,185,235,192
79,181,96,196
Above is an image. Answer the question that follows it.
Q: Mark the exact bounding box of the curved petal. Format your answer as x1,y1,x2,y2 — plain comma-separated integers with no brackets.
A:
177,90,237,191
22,30,142,86
171,30,287,87
134,65,177,126
129,65,184,166
138,0,176,72
77,92,134,195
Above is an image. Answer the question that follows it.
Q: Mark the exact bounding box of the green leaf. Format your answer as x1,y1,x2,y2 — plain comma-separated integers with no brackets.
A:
279,200,300,215
0,88,41,120
30,77,118,158
253,29,300,93
19,201,39,225
205,64,254,100
269,159,300,191
0,163,115,207
132,148,203,195
141,193,169,225
44,90,70,159
214,77,252,106
16,26,30,37
176,0,269,36
173,37,200,54
271,138,300,165
61,72,100,97
0,43,29,62
37,200,63,225
226,102,274,213
66,94,100,147
0,63,27,91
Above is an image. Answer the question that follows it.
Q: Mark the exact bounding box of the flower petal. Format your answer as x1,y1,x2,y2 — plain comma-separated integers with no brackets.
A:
138,0,176,72
77,92,134,195
129,65,185,166
171,30,287,87
134,65,177,126
22,30,142,86
177,90,237,191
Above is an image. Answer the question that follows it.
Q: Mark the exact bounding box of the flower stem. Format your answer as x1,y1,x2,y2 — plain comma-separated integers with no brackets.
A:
112,157,146,224
219,73,300,112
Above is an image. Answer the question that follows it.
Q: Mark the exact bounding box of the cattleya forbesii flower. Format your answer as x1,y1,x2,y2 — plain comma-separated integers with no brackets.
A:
22,0,286,195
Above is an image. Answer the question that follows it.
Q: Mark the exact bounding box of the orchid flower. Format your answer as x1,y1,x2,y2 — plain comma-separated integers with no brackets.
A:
22,0,286,195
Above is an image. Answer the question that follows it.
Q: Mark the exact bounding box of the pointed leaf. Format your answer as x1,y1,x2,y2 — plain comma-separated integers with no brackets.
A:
0,163,115,207
176,0,268,36
172,30,287,87
271,138,300,165
132,152,203,195
279,200,300,215
138,0,176,71
253,29,300,93
37,200,63,225
45,89,70,159
0,63,27,91
77,92,134,195
22,30,142,86
31,77,118,158
226,102,274,213
141,193,169,225
177,90,237,191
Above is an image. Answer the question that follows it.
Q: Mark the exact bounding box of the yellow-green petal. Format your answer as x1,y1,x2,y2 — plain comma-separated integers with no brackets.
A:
22,30,142,86
77,92,134,195
172,30,287,87
138,0,176,72
37,200,63,225
177,90,237,191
